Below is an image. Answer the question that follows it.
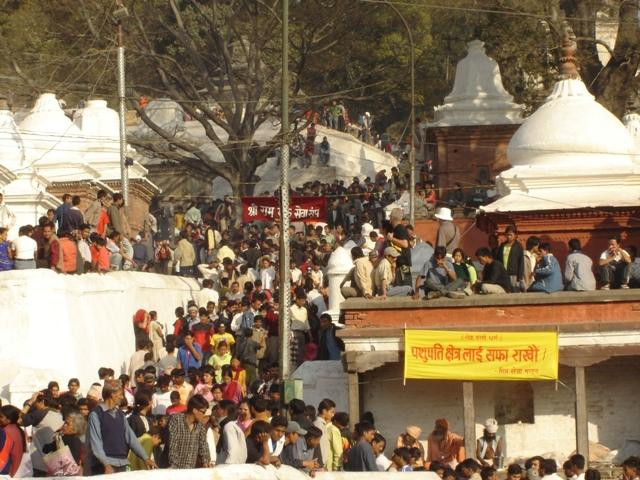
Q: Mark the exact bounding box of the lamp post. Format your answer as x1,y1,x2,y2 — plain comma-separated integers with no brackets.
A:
279,0,292,381
114,0,130,206
384,1,415,225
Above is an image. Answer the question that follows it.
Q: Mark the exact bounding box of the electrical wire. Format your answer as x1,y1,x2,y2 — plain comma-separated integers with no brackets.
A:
361,0,636,25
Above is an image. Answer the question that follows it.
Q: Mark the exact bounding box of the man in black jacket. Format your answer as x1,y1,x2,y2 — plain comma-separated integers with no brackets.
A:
494,225,524,292
327,199,345,230
476,247,511,294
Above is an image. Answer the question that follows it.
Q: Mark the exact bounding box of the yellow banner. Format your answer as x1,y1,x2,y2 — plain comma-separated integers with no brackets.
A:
404,330,558,381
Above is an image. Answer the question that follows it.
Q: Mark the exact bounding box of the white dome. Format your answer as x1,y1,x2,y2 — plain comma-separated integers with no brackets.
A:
507,79,638,168
433,40,524,126
73,99,119,139
19,93,86,164
0,110,25,171
623,112,640,151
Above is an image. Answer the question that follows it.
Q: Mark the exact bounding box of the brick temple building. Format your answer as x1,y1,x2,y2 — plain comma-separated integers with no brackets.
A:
335,33,640,464
426,40,524,196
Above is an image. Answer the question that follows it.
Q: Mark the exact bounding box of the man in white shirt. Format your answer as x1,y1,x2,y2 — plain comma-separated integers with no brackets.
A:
599,235,631,289
198,259,221,286
13,225,38,269
77,224,92,273
217,401,247,464
540,459,564,480
269,416,287,457
151,376,173,415
197,279,220,308
259,256,276,292
307,286,328,316
290,294,309,368
568,454,585,480
290,261,303,286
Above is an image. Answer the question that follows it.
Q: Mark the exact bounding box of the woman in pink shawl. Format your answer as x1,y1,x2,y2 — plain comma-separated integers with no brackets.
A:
427,418,465,468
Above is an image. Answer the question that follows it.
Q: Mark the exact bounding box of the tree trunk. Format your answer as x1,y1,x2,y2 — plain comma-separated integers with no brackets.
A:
591,0,640,117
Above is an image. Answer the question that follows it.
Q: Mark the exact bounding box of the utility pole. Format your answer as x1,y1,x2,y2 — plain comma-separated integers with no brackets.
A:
278,0,292,381
384,1,415,225
115,1,130,206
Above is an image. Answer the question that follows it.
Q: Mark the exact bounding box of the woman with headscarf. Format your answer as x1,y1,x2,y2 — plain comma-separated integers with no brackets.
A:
133,308,151,346
427,419,464,468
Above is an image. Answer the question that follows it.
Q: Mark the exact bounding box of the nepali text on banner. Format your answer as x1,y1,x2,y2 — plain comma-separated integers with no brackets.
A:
242,196,327,223
404,329,558,381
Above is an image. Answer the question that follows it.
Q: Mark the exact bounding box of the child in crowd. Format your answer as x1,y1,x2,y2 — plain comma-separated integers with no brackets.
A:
152,376,173,415
194,365,216,404
208,341,232,384
220,365,243,404
165,391,187,415
392,447,413,472
230,357,247,397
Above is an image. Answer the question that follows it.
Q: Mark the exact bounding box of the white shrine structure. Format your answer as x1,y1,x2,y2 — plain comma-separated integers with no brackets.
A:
433,39,525,127
478,27,640,266
0,93,157,237
426,40,525,192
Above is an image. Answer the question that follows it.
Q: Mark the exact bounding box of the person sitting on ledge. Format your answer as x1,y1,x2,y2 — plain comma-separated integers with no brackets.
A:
414,246,464,300
564,239,596,291
475,248,511,294
599,235,631,290
529,243,563,293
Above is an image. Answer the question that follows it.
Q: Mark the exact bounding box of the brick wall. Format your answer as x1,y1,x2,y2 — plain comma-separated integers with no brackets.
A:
344,300,640,329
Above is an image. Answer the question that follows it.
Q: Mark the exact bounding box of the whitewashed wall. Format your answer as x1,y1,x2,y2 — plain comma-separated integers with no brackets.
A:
361,358,640,461
0,270,199,404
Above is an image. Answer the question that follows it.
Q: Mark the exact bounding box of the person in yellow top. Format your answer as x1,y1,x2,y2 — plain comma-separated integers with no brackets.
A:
171,368,193,406
208,341,232,383
210,323,235,350
128,427,162,471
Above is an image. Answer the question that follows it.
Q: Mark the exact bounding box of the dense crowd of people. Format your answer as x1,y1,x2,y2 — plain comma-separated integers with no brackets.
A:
0,172,638,297
3,358,639,478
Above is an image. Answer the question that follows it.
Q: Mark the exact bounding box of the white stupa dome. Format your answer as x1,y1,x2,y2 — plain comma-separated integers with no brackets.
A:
19,93,86,165
73,99,119,165
0,109,25,171
623,112,640,151
433,40,524,126
507,79,638,169
73,99,119,139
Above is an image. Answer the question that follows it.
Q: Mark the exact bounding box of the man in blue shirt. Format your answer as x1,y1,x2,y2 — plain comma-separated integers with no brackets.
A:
317,314,343,360
177,332,203,370
529,243,563,293
87,379,154,474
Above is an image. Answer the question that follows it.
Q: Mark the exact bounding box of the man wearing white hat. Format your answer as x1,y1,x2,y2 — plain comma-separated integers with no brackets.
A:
435,207,460,255
476,418,503,468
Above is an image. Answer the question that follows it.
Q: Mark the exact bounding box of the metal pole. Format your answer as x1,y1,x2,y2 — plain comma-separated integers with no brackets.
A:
385,1,415,224
409,31,416,226
117,15,129,206
278,0,292,381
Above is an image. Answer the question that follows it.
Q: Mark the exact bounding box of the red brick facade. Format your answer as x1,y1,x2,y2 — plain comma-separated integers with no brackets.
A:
432,124,519,191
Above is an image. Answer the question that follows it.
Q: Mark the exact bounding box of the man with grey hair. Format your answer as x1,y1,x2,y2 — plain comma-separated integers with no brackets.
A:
87,379,155,475
387,208,412,286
